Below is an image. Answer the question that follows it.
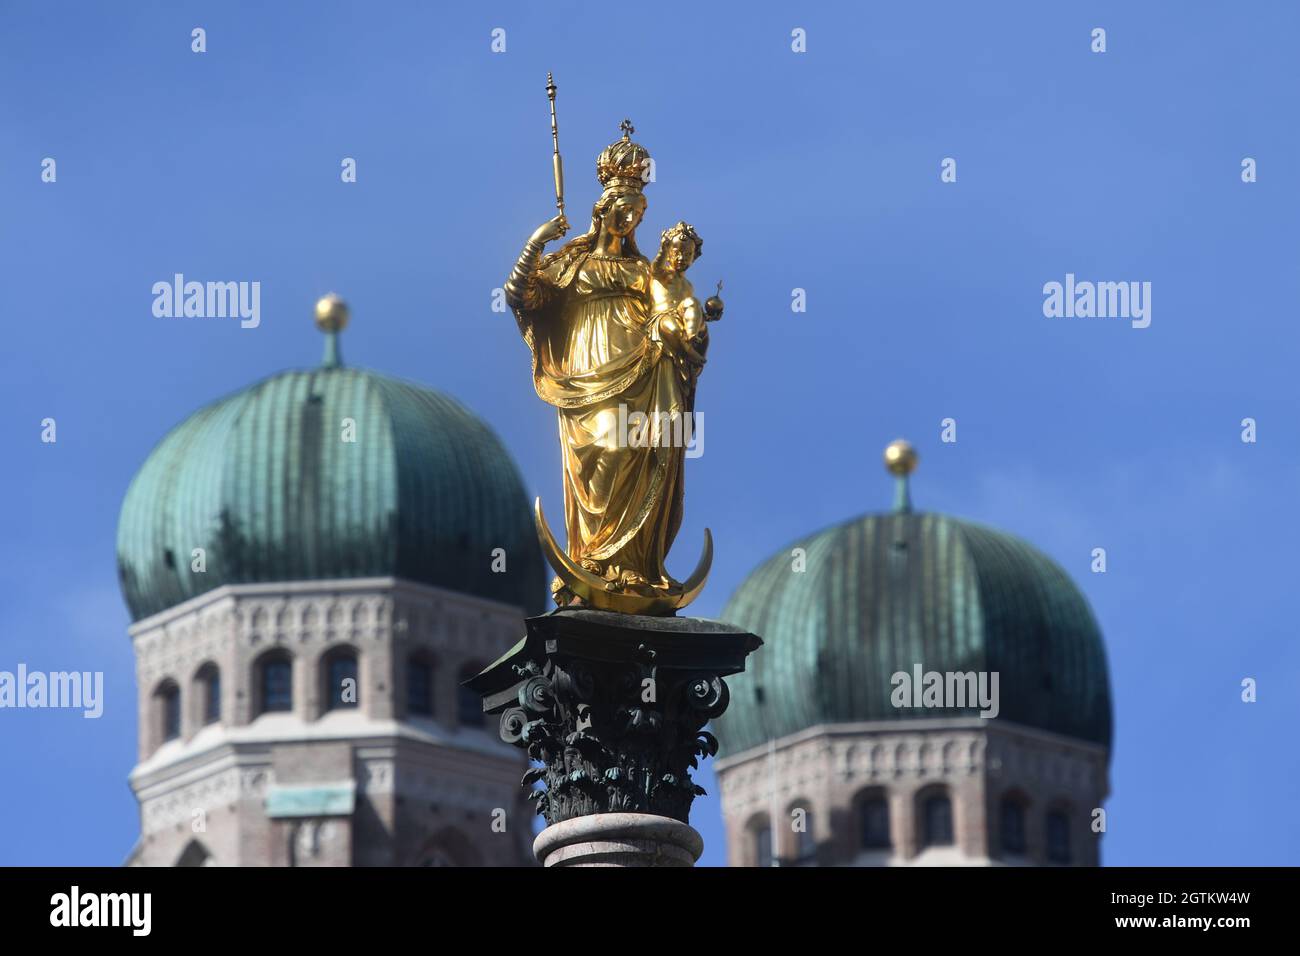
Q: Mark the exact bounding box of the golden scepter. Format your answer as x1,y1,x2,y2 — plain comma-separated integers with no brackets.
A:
546,72,564,216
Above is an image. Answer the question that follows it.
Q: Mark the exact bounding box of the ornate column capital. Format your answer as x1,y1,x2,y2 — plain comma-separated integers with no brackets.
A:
465,609,761,829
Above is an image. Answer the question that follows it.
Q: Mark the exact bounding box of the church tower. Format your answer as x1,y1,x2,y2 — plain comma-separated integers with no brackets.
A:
713,441,1112,866
117,296,545,866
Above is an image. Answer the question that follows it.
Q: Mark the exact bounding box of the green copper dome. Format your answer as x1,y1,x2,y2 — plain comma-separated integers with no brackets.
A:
714,462,1112,755
117,315,544,621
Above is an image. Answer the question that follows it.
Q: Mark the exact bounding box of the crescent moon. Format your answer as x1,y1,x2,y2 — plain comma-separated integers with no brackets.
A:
534,497,712,615
676,524,713,608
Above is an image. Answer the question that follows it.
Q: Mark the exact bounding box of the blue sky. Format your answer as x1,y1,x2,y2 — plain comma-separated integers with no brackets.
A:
1,0,1297,866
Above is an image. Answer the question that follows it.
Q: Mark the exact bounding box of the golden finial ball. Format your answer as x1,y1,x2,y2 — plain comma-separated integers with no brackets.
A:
884,439,918,476
314,293,350,333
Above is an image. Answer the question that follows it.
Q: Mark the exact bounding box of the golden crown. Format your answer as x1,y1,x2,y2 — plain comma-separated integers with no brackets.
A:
596,119,652,191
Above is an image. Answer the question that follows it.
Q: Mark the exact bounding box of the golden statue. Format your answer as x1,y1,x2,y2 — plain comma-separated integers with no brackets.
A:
504,84,722,616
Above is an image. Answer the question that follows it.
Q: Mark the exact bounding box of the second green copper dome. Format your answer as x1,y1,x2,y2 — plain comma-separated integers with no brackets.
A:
714,450,1112,756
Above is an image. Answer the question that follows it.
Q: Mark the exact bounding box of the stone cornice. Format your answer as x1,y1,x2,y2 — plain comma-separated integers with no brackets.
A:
128,576,528,638
715,717,1110,773
131,718,522,789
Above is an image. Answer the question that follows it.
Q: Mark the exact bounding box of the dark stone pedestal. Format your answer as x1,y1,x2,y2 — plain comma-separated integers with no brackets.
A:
465,608,762,851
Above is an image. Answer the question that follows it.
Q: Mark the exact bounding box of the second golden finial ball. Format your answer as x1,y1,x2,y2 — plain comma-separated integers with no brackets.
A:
883,439,918,476
314,293,350,333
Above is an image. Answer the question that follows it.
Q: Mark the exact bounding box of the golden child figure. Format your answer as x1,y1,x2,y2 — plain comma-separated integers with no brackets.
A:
650,220,718,394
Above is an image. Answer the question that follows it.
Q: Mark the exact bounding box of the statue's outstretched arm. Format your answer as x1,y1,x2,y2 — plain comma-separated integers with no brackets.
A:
504,236,548,313
505,215,569,313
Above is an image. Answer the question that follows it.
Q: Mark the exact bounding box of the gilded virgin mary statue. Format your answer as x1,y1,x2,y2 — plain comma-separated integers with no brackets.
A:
503,121,721,615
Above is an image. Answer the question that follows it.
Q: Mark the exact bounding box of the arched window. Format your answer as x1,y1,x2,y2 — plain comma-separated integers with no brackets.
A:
257,651,293,715
407,654,435,717
157,681,181,742
754,824,773,868
175,840,212,867
1000,795,1027,856
322,647,359,711
457,662,484,727
194,663,220,725
859,792,891,849
921,792,954,848
1046,809,1072,864
414,828,482,868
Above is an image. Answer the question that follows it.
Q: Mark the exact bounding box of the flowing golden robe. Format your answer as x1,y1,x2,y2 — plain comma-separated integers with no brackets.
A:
515,248,688,588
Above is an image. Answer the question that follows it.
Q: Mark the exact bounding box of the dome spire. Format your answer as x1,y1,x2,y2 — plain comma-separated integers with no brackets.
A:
314,293,349,368
883,439,917,514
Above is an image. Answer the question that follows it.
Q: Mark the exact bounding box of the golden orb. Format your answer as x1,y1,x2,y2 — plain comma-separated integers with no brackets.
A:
883,439,918,476
704,280,724,322
704,293,724,321
314,293,350,333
